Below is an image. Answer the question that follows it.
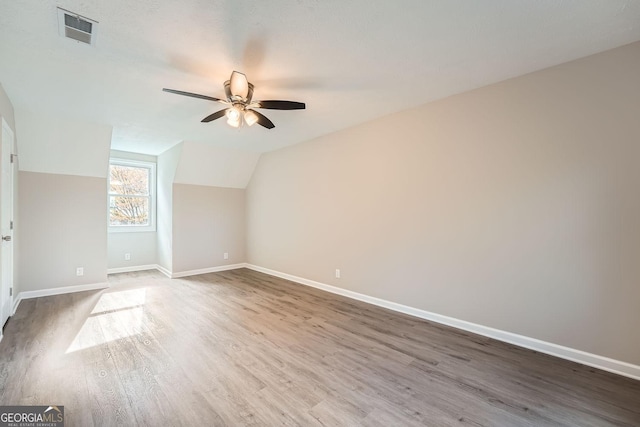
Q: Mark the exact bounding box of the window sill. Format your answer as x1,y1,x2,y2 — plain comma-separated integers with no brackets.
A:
108,226,157,234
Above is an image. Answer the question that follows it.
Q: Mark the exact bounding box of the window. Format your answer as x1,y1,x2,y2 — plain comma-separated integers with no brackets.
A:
108,158,156,232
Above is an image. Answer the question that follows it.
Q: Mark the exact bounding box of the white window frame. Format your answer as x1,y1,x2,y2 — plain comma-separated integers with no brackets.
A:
108,158,156,233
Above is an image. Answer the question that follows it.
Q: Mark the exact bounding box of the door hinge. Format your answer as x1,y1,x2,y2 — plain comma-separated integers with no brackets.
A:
10,220,13,230
10,154,17,163
9,288,12,297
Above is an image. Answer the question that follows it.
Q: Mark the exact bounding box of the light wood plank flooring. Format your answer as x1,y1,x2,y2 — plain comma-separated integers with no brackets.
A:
0,269,639,426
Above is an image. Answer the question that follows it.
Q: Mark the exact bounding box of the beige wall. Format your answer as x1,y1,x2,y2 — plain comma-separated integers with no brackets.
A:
172,184,246,273
14,108,111,293
18,171,107,291
107,232,157,269
246,42,640,365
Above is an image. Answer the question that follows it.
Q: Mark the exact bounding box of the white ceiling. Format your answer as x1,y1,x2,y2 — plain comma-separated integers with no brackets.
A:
1,1,639,155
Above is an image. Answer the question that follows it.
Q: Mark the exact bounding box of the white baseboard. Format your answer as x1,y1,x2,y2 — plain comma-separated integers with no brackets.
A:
121,263,245,279
155,264,172,278
107,263,247,279
171,263,246,279
12,295,21,315
107,264,158,274
11,282,110,316
245,264,640,381
18,282,110,301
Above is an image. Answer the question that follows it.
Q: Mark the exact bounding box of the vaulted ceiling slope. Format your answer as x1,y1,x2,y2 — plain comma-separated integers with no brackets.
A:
1,1,639,155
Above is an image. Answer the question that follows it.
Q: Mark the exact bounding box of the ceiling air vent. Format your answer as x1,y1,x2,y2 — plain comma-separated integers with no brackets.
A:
57,8,98,45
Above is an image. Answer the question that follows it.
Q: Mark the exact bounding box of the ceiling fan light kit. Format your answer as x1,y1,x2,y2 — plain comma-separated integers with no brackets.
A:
244,109,259,126
226,106,242,127
163,71,305,130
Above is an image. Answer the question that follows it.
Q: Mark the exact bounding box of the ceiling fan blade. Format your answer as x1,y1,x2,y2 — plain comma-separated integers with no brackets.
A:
201,109,228,123
252,110,275,129
229,71,249,99
162,88,225,103
254,100,306,110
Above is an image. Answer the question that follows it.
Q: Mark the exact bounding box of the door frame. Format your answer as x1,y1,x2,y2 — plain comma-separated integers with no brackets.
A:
0,116,15,332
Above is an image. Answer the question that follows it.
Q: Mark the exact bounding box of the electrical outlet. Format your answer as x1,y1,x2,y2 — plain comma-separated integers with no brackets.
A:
76,267,84,276
124,253,131,261
335,269,341,279
224,252,229,260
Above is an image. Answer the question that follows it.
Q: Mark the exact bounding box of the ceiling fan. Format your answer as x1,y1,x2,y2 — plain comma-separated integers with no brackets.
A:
163,71,305,129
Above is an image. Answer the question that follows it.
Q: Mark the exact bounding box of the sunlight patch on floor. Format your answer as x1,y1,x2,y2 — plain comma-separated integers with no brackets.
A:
66,288,146,353
91,288,146,314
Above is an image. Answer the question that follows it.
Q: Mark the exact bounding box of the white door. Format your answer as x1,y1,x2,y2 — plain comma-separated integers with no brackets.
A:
0,118,14,328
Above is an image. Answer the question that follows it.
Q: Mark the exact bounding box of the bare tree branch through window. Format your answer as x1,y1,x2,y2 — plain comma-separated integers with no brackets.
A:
109,163,151,226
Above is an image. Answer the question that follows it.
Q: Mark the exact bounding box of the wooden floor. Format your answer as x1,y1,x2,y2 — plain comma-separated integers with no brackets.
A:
0,269,638,426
